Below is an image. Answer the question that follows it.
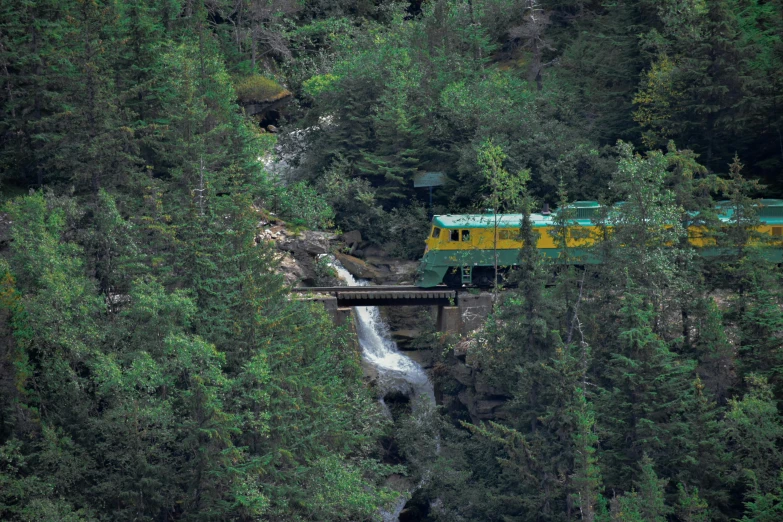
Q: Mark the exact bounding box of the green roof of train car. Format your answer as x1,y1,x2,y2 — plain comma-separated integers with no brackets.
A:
433,214,554,228
714,199,783,224
433,199,783,229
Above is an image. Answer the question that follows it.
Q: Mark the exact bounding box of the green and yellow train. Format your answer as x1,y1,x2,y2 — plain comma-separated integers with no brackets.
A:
415,200,783,288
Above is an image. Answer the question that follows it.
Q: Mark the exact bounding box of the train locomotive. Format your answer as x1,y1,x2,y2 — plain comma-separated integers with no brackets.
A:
415,200,783,288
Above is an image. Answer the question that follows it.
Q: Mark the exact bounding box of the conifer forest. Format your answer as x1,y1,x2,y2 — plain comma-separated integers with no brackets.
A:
2,0,783,520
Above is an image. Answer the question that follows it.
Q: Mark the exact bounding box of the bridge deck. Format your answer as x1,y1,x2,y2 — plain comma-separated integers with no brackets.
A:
292,286,455,307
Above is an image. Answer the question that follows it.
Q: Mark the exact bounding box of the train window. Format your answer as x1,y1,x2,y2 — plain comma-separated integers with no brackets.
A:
461,230,470,242
451,229,460,241
773,227,783,237
499,230,512,240
432,227,441,238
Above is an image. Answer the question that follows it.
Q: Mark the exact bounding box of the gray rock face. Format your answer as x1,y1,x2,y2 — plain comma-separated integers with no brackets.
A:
404,349,433,368
445,351,512,423
451,362,473,386
265,229,334,286
278,231,331,256
277,253,306,286
474,376,508,397
475,399,506,417
368,259,419,285
334,252,382,280
341,230,362,245
390,329,421,341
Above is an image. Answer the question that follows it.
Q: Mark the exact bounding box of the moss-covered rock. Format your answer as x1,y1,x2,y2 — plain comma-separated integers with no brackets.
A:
235,74,291,103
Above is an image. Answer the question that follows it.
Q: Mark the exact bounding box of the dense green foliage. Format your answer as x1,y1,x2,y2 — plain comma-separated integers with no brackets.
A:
407,145,783,521
0,1,398,519
291,0,783,243
0,0,782,520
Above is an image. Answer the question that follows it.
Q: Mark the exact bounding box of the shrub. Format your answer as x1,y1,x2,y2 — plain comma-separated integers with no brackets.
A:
277,181,335,229
383,204,430,260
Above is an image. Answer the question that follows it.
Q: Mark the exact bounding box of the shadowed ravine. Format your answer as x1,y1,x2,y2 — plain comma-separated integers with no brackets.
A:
328,257,435,521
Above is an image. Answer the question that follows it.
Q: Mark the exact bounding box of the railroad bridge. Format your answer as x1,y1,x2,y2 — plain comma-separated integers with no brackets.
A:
291,286,492,335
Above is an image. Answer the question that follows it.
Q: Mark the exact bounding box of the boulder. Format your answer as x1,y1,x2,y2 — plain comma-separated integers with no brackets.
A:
451,362,473,386
334,252,381,280
296,256,318,286
390,329,421,341
277,253,306,286
341,230,362,245
405,349,434,369
474,376,509,397
475,399,507,417
278,230,331,256
363,244,388,258
257,224,288,242
387,260,420,284
361,358,380,387
362,258,419,284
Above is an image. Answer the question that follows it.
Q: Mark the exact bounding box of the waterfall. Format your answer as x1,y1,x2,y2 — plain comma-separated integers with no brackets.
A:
330,260,435,406
327,258,435,522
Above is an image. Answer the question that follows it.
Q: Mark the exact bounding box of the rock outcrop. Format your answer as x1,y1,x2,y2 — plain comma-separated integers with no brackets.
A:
277,252,306,286
334,252,382,281
235,74,292,124
435,334,514,423
258,225,334,285
257,219,419,288
277,230,332,257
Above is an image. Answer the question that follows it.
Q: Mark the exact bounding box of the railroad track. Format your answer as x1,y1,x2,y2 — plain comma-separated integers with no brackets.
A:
291,286,456,306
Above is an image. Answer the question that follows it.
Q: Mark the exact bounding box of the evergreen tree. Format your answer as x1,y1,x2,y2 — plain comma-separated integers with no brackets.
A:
608,455,672,522
692,298,735,402
597,280,696,489
724,375,783,497
568,359,603,521
670,377,731,516
676,483,710,522
740,473,783,522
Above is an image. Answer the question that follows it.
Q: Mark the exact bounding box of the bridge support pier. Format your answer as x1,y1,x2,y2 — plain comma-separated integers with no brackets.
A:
335,307,353,327
436,306,461,334
458,293,493,333
434,292,492,335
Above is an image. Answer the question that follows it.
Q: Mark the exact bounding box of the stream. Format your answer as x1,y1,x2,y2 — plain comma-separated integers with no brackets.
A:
328,258,436,521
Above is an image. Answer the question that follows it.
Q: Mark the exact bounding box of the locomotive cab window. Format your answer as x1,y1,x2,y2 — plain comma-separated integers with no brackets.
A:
461,230,470,242
773,227,783,237
432,227,441,238
499,229,513,240
450,229,460,241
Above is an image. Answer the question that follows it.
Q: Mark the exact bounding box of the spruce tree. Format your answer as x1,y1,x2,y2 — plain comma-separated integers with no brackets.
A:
597,280,696,489
725,375,783,498
608,455,672,522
